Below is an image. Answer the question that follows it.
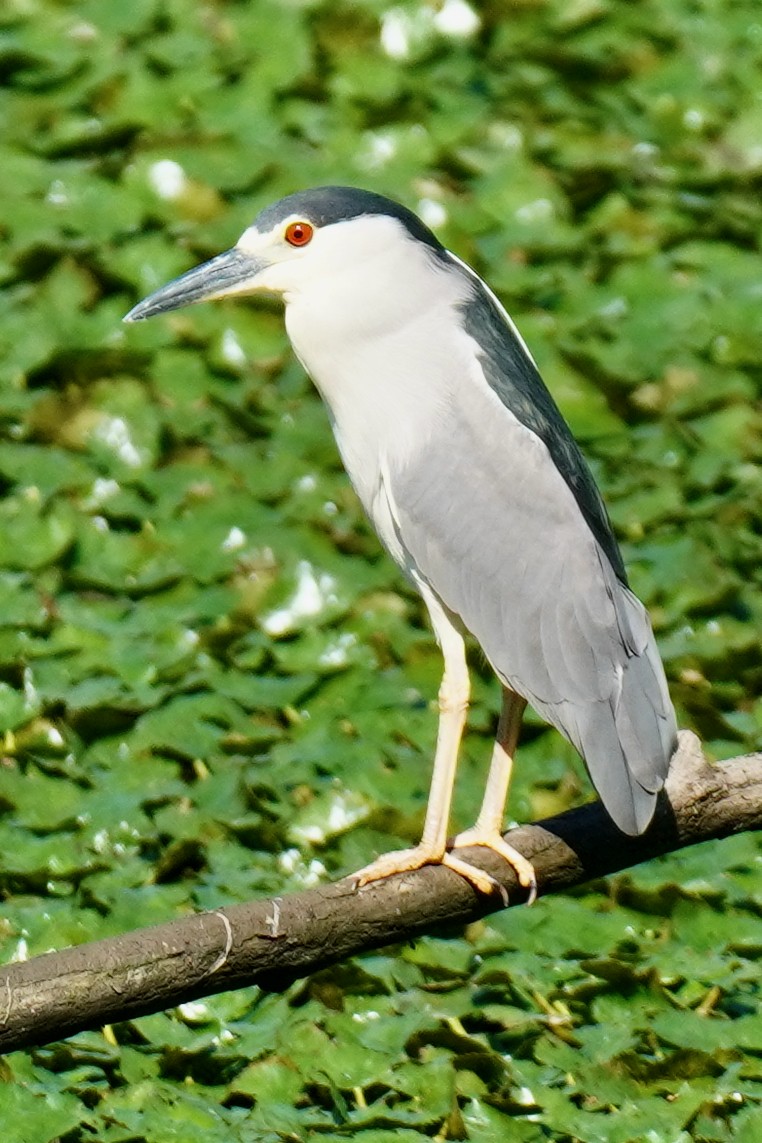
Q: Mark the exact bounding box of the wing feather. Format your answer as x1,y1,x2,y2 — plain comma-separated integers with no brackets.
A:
449,253,629,584
387,372,676,834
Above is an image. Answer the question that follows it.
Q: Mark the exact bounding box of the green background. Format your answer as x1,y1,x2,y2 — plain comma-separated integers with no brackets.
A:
0,0,761,1139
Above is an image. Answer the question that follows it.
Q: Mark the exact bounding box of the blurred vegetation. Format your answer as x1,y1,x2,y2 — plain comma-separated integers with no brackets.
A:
0,0,761,1139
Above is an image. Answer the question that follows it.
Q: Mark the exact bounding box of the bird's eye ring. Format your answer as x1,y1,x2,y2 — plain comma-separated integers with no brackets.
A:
285,221,314,247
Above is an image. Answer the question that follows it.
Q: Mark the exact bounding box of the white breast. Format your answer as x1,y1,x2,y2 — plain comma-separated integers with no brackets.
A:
283,229,473,567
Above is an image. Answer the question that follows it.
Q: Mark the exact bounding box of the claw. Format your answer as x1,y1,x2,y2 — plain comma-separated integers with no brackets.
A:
441,852,508,904
452,828,537,904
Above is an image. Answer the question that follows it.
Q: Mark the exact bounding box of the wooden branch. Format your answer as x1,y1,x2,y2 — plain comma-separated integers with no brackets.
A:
1,731,759,1054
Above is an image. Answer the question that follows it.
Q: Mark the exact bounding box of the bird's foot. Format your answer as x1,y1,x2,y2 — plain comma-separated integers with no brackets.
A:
452,827,537,905
353,844,505,900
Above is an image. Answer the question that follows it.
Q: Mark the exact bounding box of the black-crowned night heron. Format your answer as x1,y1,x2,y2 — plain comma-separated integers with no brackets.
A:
125,186,677,901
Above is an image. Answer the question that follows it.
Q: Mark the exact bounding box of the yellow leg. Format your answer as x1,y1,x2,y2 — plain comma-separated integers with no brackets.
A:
452,687,537,903
355,590,502,897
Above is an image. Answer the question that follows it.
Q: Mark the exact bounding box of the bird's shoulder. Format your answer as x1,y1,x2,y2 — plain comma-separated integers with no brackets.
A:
448,253,627,584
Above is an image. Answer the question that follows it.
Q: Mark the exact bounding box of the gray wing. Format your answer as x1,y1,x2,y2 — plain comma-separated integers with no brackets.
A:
388,376,676,836
451,253,628,585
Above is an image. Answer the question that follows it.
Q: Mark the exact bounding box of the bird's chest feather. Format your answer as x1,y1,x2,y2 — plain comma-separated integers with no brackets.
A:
284,284,472,562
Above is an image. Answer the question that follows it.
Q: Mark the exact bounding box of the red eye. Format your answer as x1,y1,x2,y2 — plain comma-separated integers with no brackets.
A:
285,221,314,247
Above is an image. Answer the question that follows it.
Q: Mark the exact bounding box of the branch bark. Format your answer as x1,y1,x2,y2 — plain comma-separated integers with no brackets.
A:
0,731,759,1054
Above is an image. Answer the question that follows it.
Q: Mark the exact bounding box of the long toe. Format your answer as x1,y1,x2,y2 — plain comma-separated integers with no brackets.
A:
441,853,508,903
452,827,537,904
353,844,444,889
353,843,506,901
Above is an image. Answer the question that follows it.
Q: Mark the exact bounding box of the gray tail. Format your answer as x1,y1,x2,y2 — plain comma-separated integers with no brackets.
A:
580,588,676,835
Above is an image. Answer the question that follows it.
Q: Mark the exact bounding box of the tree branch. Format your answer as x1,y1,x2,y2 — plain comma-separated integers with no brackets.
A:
0,731,759,1053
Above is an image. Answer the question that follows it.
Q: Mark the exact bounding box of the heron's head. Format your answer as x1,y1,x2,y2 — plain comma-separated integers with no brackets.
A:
124,186,446,322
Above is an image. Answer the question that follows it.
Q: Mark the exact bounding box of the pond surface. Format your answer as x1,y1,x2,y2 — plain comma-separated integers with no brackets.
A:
0,1,760,1139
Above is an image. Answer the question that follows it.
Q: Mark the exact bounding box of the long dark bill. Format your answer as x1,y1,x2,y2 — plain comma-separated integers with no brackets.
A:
124,248,267,322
